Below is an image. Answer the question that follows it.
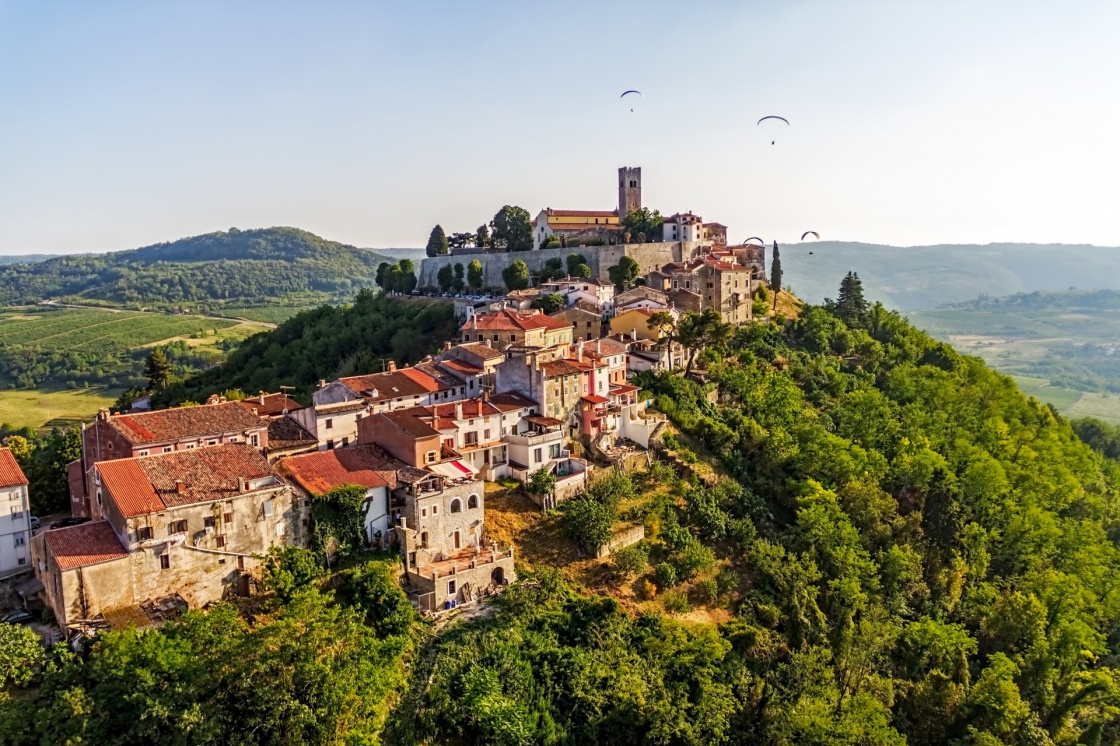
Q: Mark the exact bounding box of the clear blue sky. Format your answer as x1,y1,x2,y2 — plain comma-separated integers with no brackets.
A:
1,1,1118,254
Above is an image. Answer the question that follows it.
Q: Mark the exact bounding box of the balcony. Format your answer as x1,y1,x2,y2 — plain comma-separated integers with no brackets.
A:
504,429,562,447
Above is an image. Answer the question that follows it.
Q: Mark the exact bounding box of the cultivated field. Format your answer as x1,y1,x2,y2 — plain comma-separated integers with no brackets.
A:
0,308,238,352
0,387,119,430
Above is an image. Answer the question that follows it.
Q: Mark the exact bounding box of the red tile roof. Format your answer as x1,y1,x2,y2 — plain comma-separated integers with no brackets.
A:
0,448,28,488
98,444,278,517
456,343,505,361
437,359,483,378
237,393,303,417
106,402,265,445
339,367,448,403
539,359,584,377
44,521,128,570
544,209,618,218
582,395,609,404
280,445,401,495
462,309,571,333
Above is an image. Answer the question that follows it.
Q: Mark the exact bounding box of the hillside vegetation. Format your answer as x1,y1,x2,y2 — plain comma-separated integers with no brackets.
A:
0,227,395,316
783,241,1120,310
164,291,458,405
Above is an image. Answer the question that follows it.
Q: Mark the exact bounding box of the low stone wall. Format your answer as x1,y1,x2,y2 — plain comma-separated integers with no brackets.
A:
597,523,645,559
418,241,700,291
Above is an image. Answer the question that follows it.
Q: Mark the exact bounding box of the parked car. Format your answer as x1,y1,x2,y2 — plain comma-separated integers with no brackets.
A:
29,516,40,530
0,610,34,625
50,517,90,530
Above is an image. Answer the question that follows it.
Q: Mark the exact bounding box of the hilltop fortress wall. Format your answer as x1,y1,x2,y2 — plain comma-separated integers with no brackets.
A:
419,241,705,290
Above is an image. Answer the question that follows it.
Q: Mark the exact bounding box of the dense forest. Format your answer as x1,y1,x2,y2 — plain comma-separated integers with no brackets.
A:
0,227,396,312
5,292,1120,744
162,290,459,404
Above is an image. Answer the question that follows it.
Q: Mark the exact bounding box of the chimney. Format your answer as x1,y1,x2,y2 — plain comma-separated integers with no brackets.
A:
596,339,601,354
443,340,452,352
631,328,637,341
97,408,110,422
259,391,266,405
455,401,463,420
388,360,397,373
175,480,186,495
237,476,247,492
319,379,327,389
577,340,584,360
482,389,489,402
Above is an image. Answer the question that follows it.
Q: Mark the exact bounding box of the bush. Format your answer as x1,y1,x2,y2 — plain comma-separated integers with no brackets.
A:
611,541,649,579
341,560,417,638
260,545,324,601
587,469,635,512
560,496,614,553
673,542,715,581
654,562,679,590
663,591,691,614
0,623,45,688
699,577,719,605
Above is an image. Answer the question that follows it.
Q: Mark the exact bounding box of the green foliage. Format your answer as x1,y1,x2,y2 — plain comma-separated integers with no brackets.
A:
311,484,368,563
566,253,589,275
1072,416,1120,460
452,262,465,292
586,468,635,512
425,224,449,257
530,293,565,314
611,541,649,579
377,259,418,295
560,495,613,553
0,590,412,745
608,255,641,290
827,271,869,327
677,307,732,376
259,545,324,601
0,623,44,688
7,427,80,514
165,291,457,403
436,263,454,292
663,590,691,614
143,348,172,391
340,559,418,638
622,207,663,243
476,224,491,249
502,259,530,292
770,241,783,295
490,206,533,252
467,259,485,291
653,561,679,589
526,467,556,497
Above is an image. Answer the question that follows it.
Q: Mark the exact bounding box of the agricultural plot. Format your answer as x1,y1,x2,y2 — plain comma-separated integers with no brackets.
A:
0,309,236,352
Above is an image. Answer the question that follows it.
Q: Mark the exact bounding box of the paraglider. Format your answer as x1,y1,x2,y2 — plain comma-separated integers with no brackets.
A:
620,89,643,112
757,115,789,145
801,231,820,241
744,236,765,246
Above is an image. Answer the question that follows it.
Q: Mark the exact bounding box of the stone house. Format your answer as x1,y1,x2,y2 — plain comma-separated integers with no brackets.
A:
459,308,573,349
237,392,303,419
610,307,679,342
614,285,671,313
533,208,621,249
552,305,602,341
35,444,308,630
0,448,31,575
72,401,270,518
538,276,616,312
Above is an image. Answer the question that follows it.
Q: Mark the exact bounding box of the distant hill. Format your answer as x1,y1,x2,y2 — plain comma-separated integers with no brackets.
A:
0,227,400,315
782,241,1120,310
0,254,58,266
363,247,425,263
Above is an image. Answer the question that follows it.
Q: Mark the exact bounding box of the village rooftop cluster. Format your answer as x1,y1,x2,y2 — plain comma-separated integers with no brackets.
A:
4,166,772,636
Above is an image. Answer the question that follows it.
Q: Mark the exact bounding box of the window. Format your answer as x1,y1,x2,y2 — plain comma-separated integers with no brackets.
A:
325,419,333,430
186,443,196,449
454,530,461,549
426,451,437,464
448,579,457,596
420,531,428,547
168,520,187,535
163,446,173,453
534,447,543,463
11,509,22,520
216,535,226,548
408,551,416,568
138,526,153,541
450,498,462,513
432,505,439,515
160,554,170,570
138,450,149,457
467,493,479,509
204,516,216,529
342,437,349,447
206,439,218,446
250,433,259,447
549,444,562,459
421,508,427,517
275,522,285,536
493,334,499,342
464,432,478,446
483,429,491,440
229,437,240,443
14,535,25,547
17,558,25,566
223,512,233,524
263,500,274,517
326,439,335,449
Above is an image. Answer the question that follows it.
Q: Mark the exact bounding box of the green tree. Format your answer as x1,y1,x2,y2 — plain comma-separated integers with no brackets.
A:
539,257,565,282
770,241,783,306
832,271,869,327
623,207,663,243
467,259,485,291
452,262,465,292
447,231,475,250
342,560,418,638
612,541,650,579
566,253,589,275
259,545,324,601
112,385,147,413
436,264,455,292
144,348,172,391
312,484,368,563
570,262,592,279
396,259,417,294
0,623,45,688
425,224,449,257
646,309,678,349
530,293,565,314
476,224,491,249
491,206,533,252
502,259,530,292
677,308,731,376
376,261,391,289
560,495,613,553
608,256,641,290
526,467,556,498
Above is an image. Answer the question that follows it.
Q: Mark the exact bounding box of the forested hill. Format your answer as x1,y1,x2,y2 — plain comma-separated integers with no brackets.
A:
161,291,458,405
0,227,397,313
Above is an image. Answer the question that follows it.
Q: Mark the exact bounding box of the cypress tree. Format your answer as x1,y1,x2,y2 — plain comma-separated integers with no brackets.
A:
425,225,449,257
770,241,783,308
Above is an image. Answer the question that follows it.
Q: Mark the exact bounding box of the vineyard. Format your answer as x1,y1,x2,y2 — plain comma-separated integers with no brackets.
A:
0,309,236,353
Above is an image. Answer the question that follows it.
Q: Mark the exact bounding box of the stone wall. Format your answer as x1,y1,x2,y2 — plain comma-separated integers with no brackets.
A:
597,523,646,559
419,241,701,291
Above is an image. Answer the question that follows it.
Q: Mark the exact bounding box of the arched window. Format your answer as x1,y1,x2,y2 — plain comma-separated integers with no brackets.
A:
467,494,479,509
450,498,462,513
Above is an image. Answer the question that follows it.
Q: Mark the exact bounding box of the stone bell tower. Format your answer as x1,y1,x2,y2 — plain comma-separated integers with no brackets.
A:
618,166,641,217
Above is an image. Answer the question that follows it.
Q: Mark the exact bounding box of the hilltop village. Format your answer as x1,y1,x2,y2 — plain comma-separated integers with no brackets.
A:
7,167,776,634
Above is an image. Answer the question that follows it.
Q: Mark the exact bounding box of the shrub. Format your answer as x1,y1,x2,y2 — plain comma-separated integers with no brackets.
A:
341,560,417,638
673,542,715,581
587,469,635,512
612,541,650,579
699,577,719,605
654,562,679,590
0,623,45,688
560,496,614,553
260,545,324,601
663,591,691,614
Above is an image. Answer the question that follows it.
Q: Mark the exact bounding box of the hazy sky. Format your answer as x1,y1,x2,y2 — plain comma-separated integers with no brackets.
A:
2,1,1118,254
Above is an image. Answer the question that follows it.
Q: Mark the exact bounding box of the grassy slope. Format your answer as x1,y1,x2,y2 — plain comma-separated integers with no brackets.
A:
0,387,119,430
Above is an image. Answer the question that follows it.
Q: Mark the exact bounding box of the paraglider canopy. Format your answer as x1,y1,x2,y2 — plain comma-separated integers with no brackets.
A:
758,116,789,145
800,231,820,241
620,90,643,112
744,237,765,246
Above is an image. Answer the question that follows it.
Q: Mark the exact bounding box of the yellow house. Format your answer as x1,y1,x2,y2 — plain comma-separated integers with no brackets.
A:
609,307,679,342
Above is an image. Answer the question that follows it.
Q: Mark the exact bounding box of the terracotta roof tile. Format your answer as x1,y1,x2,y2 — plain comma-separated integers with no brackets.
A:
462,309,571,333
280,445,401,495
266,417,317,451
107,402,265,445
544,209,618,218
44,521,128,570
539,359,584,376
237,393,303,417
339,367,448,403
456,343,504,360
0,448,28,488
99,444,278,518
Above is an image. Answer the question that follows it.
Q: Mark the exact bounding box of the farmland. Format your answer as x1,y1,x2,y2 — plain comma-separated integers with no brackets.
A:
0,307,270,428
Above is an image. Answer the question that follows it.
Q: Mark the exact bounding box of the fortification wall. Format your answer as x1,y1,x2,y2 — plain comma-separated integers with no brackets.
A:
419,241,698,290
